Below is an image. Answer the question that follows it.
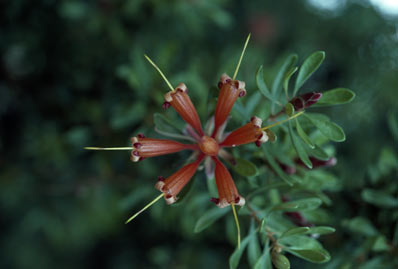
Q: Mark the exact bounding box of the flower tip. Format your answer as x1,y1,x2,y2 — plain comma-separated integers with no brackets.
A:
164,194,177,205
220,73,231,84
175,83,187,92
234,196,246,207
130,155,140,162
250,116,263,128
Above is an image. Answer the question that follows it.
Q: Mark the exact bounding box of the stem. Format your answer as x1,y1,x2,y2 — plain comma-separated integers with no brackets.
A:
144,54,174,92
84,147,133,150
231,203,241,249
232,33,251,80
125,193,164,224
268,109,286,122
261,110,305,131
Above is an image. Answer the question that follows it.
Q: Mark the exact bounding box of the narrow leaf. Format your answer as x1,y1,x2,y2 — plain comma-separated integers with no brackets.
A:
194,207,229,233
294,51,325,96
281,226,335,238
254,241,273,269
283,66,298,99
263,147,294,185
286,248,331,263
234,158,258,177
306,144,330,161
248,222,261,267
304,113,345,142
272,254,291,269
361,189,398,208
272,54,298,95
280,227,311,238
272,198,322,212
256,65,275,102
230,233,256,269
315,88,355,106
295,118,315,149
289,121,313,169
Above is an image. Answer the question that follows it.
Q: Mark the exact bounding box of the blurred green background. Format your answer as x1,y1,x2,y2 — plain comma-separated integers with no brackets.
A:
1,0,397,268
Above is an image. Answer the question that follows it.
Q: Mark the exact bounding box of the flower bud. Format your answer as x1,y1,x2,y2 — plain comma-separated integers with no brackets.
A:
289,92,322,111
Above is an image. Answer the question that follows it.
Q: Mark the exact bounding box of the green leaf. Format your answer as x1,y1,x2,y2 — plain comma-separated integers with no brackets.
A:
285,103,294,117
289,121,313,169
307,226,336,235
280,227,311,238
272,198,322,212
272,54,298,96
263,147,294,186
229,233,255,269
294,51,325,96
194,207,229,233
272,254,291,269
280,234,322,250
342,217,378,236
248,222,261,267
306,144,330,161
233,158,258,177
153,113,194,141
361,189,398,208
256,65,275,102
372,235,390,252
315,88,355,106
254,243,273,269
304,113,345,142
286,248,331,263
295,118,315,148
283,66,298,99
281,226,335,238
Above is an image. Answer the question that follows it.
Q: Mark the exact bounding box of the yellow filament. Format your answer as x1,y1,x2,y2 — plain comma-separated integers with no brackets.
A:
233,33,251,80
144,54,174,92
125,193,165,224
261,110,305,131
231,203,241,249
84,147,133,150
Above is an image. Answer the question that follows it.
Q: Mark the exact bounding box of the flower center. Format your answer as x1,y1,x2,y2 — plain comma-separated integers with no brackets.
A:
198,136,219,156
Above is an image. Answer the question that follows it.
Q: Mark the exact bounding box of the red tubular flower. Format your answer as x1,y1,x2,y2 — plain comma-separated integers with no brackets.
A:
125,72,271,206
220,116,268,148
130,136,198,162
212,74,246,136
155,154,205,204
212,157,245,208
163,83,204,136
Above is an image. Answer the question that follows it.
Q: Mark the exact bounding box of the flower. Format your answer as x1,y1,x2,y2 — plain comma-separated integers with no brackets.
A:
131,74,269,208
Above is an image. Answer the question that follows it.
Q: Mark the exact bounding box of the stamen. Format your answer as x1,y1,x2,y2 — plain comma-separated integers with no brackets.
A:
84,147,133,150
261,110,305,131
232,33,251,80
231,203,241,249
144,54,174,92
125,193,164,224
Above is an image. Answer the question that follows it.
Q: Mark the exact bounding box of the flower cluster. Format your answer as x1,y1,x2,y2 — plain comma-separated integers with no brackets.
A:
130,74,269,208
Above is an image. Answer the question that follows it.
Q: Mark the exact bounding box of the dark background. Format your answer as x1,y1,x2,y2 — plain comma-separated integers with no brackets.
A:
1,0,397,268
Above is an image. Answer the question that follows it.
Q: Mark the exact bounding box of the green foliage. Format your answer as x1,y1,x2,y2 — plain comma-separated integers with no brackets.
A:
294,51,325,96
315,88,356,106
